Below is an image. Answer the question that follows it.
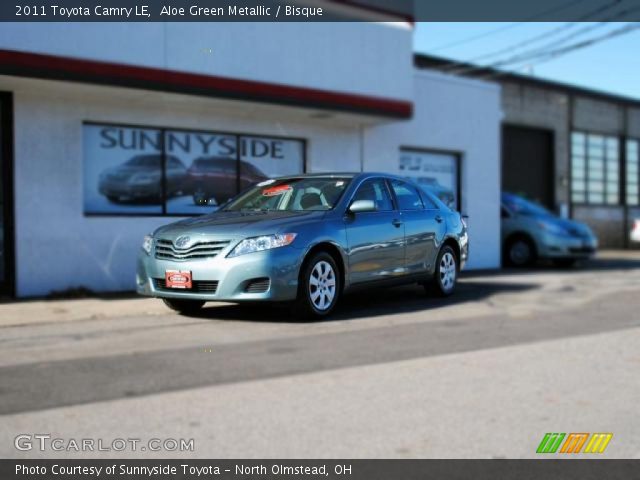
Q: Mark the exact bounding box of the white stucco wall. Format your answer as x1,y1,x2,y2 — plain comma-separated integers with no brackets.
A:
363,71,502,269
2,65,501,297
4,76,363,296
0,22,412,101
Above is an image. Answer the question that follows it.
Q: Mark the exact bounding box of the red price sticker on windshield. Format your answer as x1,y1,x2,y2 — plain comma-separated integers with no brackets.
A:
263,185,292,196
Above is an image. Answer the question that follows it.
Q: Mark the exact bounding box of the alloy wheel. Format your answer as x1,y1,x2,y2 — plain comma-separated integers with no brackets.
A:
439,251,457,291
308,260,336,311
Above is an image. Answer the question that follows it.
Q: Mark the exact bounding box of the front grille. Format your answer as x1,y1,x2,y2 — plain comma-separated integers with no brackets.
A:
155,239,230,261
153,278,219,294
244,277,271,293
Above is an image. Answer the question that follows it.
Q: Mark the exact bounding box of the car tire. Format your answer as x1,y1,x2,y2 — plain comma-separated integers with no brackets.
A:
428,245,458,297
552,258,577,268
292,252,341,320
162,298,205,315
505,236,536,267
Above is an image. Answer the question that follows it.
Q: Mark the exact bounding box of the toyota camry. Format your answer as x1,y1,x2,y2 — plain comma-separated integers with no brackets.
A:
137,172,469,319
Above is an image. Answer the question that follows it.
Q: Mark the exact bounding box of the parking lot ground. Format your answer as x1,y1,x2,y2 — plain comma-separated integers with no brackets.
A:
1,250,640,458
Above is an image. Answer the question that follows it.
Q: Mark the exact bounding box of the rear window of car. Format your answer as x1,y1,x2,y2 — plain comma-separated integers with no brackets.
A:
391,179,424,210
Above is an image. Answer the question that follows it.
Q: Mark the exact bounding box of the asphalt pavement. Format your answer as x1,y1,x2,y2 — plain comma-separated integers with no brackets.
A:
1,251,640,458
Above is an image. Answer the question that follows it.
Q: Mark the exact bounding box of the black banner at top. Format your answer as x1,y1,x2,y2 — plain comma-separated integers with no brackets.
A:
3,0,640,22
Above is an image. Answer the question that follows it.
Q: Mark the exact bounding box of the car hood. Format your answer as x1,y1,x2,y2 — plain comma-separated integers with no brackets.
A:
154,210,326,239
104,165,158,177
538,215,593,237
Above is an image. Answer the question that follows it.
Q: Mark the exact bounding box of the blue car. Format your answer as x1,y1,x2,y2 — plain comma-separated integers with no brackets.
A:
501,192,598,267
137,173,469,318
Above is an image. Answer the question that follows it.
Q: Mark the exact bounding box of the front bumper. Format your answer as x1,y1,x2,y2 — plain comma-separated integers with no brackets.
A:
137,245,304,302
537,232,598,259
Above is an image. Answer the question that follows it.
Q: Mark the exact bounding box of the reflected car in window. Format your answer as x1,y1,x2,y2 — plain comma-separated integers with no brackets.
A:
186,157,268,206
412,177,456,208
98,154,187,204
137,173,469,319
501,192,598,267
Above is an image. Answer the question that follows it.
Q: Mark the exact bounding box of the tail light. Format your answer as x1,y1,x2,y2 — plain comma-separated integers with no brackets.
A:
633,220,640,231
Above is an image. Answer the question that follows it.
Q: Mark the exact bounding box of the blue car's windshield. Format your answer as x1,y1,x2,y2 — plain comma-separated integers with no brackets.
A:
503,193,553,217
223,177,351,212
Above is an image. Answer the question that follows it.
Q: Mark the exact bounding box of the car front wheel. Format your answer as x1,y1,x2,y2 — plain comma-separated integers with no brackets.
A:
292,252,341,320
162,298,205,315
506,237,536,267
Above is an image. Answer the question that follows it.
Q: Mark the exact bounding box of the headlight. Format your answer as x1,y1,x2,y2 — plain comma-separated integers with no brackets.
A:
227,233,297,258
142,234,154,255
537,221,569,237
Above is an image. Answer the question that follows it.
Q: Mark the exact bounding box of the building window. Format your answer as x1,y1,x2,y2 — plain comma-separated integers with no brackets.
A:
571,132,619,205
399,148,460,210
83,123,305,216
627,139,639,206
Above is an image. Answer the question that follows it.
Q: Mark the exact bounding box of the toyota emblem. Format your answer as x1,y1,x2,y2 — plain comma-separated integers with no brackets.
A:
175,236,191,248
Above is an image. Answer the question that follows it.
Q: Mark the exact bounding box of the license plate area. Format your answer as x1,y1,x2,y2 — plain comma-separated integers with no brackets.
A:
165,270,192,289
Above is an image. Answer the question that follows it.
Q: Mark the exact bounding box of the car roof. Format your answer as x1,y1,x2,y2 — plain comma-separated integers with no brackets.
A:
272,172,411,182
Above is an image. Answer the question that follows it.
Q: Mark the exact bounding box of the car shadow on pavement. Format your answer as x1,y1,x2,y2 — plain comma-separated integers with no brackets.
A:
464,255,640,279
190,281,539,323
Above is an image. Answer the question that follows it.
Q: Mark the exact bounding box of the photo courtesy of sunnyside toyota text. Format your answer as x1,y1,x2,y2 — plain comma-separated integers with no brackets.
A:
1,1,640,479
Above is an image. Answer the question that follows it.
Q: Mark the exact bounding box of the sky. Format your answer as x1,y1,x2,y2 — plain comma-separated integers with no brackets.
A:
414,22,640,99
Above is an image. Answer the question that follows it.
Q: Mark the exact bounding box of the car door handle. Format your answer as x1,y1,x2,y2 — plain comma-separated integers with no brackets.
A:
392,219,403,228
435,215,444,223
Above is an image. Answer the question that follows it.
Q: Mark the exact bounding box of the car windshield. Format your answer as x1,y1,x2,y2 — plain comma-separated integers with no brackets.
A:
223,177,351,212
503,193,553,217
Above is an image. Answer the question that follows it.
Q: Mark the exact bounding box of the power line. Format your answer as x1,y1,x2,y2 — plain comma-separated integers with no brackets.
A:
450,5,640,76
426,23,523,53
425,0,587,52
440,0,622,71
477,22,640,81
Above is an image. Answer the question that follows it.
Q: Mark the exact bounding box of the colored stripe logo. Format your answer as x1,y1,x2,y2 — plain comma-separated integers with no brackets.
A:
537,433,612,454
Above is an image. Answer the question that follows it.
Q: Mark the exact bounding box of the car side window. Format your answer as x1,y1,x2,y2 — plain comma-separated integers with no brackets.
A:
391,180,424,210
418,189,438,209
352,179,394,211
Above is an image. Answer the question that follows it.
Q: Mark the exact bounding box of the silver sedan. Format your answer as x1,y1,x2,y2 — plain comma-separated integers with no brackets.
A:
137,173,469,319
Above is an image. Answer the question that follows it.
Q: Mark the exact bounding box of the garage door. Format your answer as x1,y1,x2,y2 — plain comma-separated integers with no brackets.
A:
502,124,554,209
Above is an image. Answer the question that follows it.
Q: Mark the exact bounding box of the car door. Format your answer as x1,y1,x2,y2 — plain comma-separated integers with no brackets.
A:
390,179,445,275
344,178,406,284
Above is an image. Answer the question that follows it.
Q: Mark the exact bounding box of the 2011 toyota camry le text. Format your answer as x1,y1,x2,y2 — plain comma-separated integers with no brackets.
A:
137,173,469,319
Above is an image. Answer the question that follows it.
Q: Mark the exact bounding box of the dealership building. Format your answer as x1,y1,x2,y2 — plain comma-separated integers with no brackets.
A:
418,54,640,249
0,20,503,297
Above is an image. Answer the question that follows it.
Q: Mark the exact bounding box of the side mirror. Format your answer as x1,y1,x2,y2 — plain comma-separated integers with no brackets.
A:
349,199,377,213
